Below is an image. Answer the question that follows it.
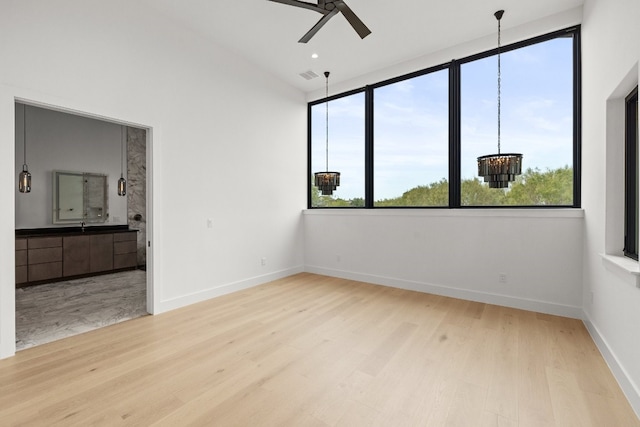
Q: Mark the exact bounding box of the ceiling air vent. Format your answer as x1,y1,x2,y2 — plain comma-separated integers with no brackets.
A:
299,70,319,80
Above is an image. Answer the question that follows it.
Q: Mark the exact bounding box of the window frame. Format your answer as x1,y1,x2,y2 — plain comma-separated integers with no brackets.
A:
624,86,639,260
370,63,451,207
307,87,366,208
307,26,581,209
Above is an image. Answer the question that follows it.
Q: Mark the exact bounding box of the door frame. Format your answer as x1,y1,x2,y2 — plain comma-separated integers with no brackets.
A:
1,90,156,358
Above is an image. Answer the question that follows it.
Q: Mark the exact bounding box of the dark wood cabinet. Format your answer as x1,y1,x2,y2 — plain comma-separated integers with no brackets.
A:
64,234,114,276
63,235,91,277
28,262,63,282
16,229,137,287
15,238,28,284
90,234,114,273
26,237,62,284
113,232,137,270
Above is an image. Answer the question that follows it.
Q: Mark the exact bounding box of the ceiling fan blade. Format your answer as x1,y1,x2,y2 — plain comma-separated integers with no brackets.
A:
268,0,325,14
334,0,371,39
298,8,338,43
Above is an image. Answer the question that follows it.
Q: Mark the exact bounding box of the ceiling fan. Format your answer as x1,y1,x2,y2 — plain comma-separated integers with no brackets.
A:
268,0,371,43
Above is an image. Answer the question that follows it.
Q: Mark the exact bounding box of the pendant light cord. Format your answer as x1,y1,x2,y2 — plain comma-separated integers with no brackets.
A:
121,126,124,177
325,71,330,172
497,13,502,155
23,104,27,166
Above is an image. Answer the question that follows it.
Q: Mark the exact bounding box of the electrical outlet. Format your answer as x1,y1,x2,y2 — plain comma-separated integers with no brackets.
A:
207,218,213,229
336,254,341,262
261,257,267,266
499,273,507,284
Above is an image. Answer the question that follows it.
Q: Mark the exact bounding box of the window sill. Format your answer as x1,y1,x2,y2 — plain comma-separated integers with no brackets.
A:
303,208,584,219
600,253,640,287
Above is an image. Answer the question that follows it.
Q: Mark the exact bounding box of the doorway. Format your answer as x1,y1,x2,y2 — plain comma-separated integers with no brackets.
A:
13,101,153,350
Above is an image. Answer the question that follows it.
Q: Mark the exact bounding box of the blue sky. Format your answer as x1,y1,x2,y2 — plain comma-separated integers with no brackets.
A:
311,36,574,201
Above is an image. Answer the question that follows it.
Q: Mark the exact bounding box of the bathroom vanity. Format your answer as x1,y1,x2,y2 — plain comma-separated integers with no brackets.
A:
15,226,138,288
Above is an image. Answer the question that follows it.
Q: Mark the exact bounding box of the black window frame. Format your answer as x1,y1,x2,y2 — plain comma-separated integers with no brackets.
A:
624,85,639,260
307,87,366,208
308,26,582,209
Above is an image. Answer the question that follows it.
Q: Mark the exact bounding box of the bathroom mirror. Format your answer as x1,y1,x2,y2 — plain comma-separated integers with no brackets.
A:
53,171,108,224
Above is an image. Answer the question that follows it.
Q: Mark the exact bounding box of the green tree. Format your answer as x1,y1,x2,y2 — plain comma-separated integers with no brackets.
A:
310,184,327,207
310,166,573,207
376,179,449,207
461,177,507,206
310,183,364,207
505,166,573,205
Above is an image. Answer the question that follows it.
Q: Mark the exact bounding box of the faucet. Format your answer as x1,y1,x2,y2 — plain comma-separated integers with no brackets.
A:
81,221,85,232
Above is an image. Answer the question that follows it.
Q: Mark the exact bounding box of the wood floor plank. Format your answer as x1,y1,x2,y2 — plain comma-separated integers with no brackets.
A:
479,411,518,427
516,309,556,427
357,321,418,376
0,273,637,426
485,309,519,422
444,380,488,426
546,366,594,427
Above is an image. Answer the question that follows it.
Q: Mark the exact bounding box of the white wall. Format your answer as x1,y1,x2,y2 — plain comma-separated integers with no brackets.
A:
0,0,307,358
14,104,128,228
305,210,584,317
581,0,640,414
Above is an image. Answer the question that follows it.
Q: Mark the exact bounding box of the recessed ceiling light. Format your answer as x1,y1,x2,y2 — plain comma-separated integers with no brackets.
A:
311,53,319,59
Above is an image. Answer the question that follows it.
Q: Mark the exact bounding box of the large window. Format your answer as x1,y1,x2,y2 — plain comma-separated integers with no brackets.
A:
624,86,639,260
373,69,449,207
310,91,365,207
460,36,575,206
308,27,581,208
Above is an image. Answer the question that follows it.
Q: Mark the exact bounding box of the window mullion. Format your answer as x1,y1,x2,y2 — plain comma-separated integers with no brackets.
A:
573,28,582,208
449,62,461,208
307,104,313,208
365,85,374,208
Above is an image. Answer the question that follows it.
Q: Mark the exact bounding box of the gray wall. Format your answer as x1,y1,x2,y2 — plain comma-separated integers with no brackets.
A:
15,104,128,228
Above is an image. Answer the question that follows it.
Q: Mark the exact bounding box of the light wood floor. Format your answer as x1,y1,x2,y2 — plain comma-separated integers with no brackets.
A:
0,273,637,426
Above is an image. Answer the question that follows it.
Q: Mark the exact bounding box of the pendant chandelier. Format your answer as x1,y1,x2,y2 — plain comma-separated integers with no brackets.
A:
477,10,522,189
118,125,127,196
314,71,341,196
18,104,32,193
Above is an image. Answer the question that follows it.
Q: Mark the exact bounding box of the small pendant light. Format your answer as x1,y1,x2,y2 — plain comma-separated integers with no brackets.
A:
118,125,127,196
477,10,523,188
18,104,32,193
314,71,341,196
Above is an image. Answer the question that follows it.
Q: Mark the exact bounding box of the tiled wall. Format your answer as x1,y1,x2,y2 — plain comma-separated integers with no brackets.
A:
126,127,147,267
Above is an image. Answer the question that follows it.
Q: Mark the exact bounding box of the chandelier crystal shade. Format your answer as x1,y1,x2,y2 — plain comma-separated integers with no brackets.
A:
18,104,32,193
314,171,341,195
477,10,522,188
314,71,340,196
477,153,522,188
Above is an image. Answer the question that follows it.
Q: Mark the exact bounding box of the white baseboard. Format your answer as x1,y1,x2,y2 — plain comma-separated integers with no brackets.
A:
304,265,582,319
157,266,305,313
583,311,640,419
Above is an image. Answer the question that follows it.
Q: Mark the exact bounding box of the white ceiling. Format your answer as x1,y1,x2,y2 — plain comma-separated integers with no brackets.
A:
139,0,584,93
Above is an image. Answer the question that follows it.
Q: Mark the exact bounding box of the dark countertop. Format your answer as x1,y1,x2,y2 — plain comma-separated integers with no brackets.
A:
16,225,138,238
